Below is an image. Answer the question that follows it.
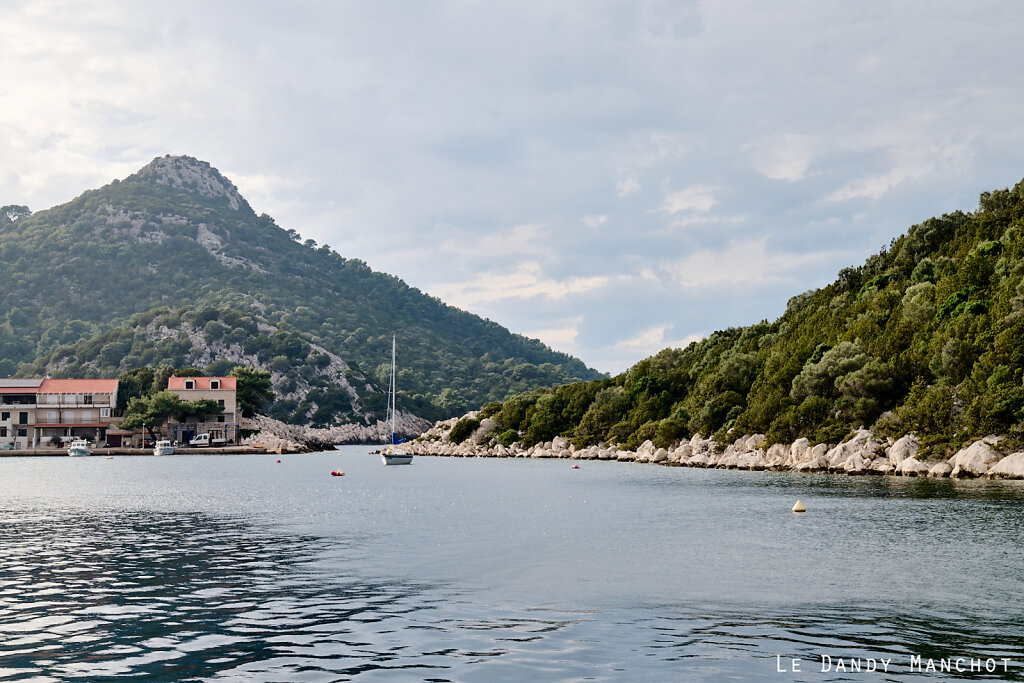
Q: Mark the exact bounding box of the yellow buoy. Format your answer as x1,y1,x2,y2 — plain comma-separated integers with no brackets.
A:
792,500,806,513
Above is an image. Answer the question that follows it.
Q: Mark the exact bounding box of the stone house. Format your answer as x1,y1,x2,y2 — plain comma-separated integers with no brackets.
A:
166,376,239,444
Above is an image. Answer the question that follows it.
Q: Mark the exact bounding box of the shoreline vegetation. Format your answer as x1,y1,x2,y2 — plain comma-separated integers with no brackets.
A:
385,183,1024,473
395,416,1024,480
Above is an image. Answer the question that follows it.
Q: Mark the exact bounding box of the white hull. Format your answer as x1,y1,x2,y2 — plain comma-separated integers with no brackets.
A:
153,446,175,456
67,447,91,457
381,451,413,465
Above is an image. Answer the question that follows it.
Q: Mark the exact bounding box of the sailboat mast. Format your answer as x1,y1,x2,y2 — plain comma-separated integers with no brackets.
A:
390,334,397,445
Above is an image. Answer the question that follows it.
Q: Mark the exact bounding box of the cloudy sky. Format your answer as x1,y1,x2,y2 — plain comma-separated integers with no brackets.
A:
3,2,1024,373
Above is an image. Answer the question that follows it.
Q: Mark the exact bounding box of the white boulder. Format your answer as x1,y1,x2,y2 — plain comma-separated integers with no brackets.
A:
949,439,1002,477
985,452,1024,479
886,434,919,466
896,457,930,477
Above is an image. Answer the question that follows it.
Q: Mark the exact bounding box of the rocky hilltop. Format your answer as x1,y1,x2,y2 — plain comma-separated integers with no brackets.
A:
0,155,603,426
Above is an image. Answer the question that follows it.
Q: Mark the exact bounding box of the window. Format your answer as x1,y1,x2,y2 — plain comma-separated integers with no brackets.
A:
100,407,110,418
17,428,26,437
18,412,27,425
217,415,225,423
210,379,220,390
1,411,8,421
185,380,195,390
84,394,93,405
0,427,6,437
217,399,225,407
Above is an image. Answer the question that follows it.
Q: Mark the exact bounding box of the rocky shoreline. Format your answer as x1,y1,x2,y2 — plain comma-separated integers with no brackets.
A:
401,418,1024,480
240,413,431,453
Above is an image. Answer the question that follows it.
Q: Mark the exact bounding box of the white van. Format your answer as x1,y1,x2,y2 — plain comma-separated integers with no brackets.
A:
189,433,226,447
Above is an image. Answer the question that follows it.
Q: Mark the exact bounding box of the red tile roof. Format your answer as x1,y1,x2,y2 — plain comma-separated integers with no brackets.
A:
167,376,237,390
38,379,119,394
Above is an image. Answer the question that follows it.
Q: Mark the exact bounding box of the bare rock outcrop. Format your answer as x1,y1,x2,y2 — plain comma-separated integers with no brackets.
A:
949,438,1002,478
985,453,1024,479
896,457,930,477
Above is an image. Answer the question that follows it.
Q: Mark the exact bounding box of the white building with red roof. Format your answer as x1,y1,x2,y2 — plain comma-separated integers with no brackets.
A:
1,377,120,449
166,376,238,445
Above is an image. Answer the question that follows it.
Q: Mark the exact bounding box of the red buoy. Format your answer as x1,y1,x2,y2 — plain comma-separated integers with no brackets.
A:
571,464,580,469
276,459,281,463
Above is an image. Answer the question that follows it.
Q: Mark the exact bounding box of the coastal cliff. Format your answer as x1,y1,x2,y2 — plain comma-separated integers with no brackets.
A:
403,416,1024,480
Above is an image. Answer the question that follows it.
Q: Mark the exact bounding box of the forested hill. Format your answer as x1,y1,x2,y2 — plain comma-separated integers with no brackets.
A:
466,180,1024,457
0,155,602,424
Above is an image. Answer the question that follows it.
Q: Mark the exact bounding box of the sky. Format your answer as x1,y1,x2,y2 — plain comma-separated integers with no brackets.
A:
2,1,1024,374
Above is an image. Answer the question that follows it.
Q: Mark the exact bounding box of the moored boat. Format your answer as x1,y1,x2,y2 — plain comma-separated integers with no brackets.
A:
67,439,91,457
381,334,413,466
153,440,175,456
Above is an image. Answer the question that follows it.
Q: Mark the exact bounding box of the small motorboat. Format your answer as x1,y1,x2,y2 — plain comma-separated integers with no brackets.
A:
153,440,175,456
67,439,91,457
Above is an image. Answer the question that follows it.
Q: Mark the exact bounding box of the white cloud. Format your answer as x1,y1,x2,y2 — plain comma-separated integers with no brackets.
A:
825,164,930,203
428,262,611,310
438,223,546,261
661,237,850,289
659,184,717,214
616,177,640,197
582,214,607,228
747,134,817,182
825,138,975,203
521,317,583,351
612,325,704,355
669,213,747,228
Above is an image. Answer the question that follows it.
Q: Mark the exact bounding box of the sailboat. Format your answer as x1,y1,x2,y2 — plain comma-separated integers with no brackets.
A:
381,334,413,465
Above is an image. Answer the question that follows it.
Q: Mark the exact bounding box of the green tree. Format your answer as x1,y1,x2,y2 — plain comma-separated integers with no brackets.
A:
231,366,274,417
117,366,155,409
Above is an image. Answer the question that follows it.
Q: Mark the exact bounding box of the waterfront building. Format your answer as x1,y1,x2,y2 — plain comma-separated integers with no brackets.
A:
0,378,121,449
166,376,239,445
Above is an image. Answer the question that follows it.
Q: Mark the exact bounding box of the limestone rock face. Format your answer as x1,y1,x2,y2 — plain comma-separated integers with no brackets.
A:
886,434,919,466
949,439,1002,477
652,447,669,463
985,453,1024,479
746,434,766,450
928,461,953,478
794,456,827,472
687,452,709,467
789,438,810,463
896,457,930,476
870,459,894,475
670,443,692,463
825,429,879,469
843,453,870,474
552,436,569,451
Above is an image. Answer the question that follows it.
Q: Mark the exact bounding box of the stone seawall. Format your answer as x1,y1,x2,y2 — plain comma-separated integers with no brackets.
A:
402,422,1024,480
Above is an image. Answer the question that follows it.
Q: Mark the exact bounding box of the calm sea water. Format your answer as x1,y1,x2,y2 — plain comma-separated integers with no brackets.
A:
1,447,1022,682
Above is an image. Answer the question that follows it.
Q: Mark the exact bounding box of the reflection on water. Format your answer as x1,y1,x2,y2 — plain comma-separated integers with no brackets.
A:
0,512,440,681
3,510,1023,682
1,455,1023,681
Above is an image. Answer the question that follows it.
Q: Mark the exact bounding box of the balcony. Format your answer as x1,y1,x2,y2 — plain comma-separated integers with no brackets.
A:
35,417,112,426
